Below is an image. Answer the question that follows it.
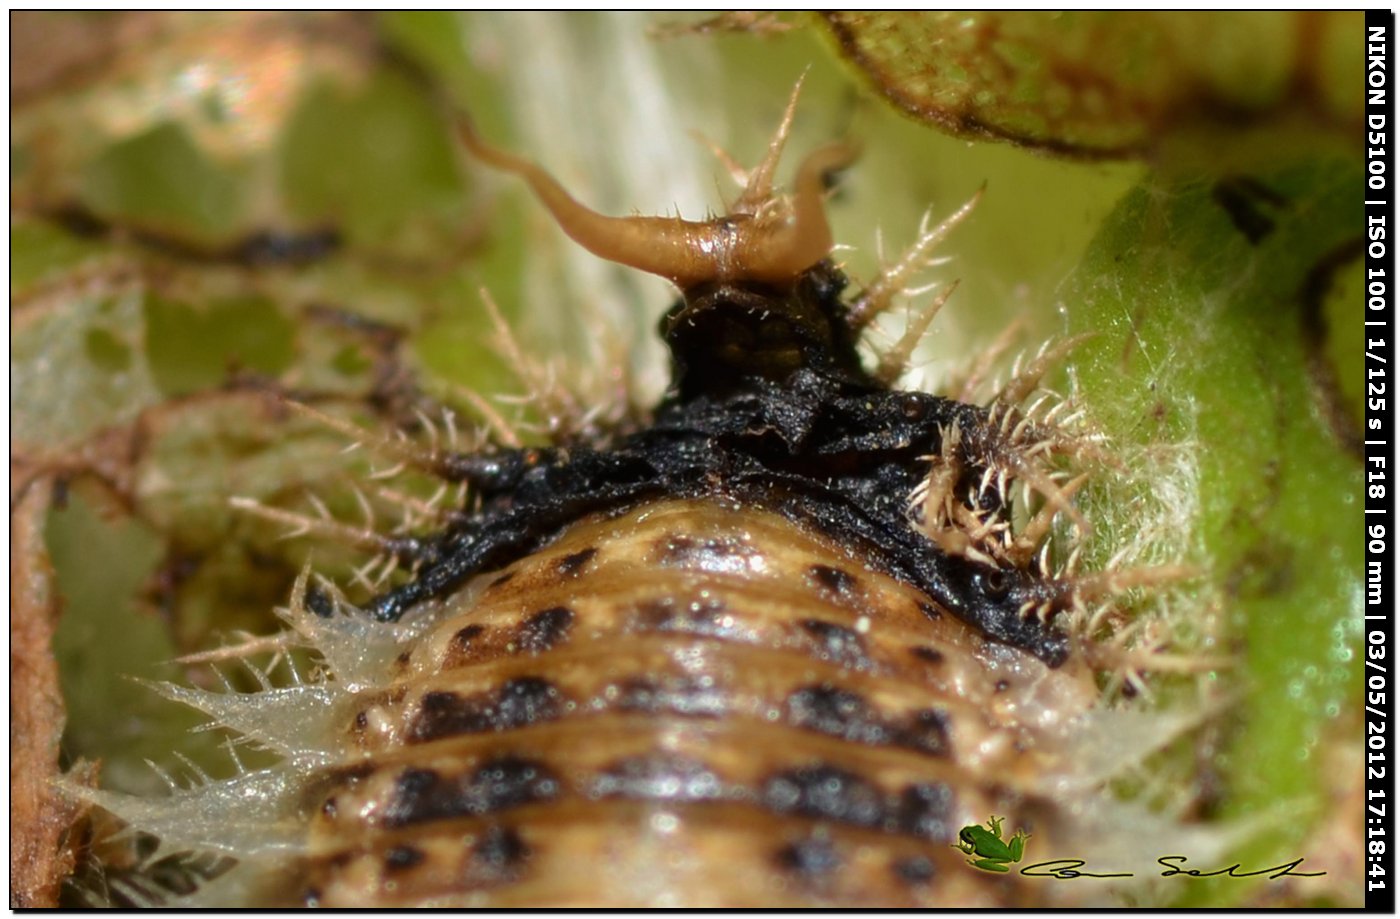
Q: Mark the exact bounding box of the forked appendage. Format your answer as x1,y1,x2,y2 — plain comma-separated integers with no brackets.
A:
373,481,467,531
874,281,960,385
286,399,525,495
993,333,1097,409
457,79,857,289
966,334,1117,533
912,388,1098,579
449,383,524,449
906,323,1199,655
228,497,423,562
690,129,751,191
947,316,1028,404
283,401,464,481
1080,614,1232,700
1005,559,1203,633
850,188,983,332
472,287,609,444
175,630,298,666
729,73,805,217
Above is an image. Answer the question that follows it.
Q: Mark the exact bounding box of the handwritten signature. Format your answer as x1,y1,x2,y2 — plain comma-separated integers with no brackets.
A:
1019,856,1325,880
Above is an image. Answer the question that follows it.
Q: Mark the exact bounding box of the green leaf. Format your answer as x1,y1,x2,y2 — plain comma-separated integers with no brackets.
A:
12,282,163,447
11,220,108,293
278,69,468,251
81,121,246,244
47,492,220,794
1063,156,1362,905
143,293,296,397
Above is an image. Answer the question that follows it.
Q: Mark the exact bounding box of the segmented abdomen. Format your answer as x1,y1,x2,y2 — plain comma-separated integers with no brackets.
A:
300,497,1093,907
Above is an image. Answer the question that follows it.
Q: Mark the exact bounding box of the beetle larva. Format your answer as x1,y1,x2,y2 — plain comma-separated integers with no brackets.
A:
69,84,1203,908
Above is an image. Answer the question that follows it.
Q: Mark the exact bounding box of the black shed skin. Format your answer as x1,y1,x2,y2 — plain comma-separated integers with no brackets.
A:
360,262,1070,666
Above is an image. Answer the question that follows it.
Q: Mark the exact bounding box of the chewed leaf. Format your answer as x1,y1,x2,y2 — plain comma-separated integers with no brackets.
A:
11,276,163,447
822,11,1361,159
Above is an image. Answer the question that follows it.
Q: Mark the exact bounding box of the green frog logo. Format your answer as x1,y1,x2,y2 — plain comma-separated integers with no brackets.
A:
954,815,1031,873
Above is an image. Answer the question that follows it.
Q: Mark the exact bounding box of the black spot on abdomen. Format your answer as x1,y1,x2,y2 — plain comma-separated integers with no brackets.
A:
898,708,950,756
895,782,955,841
630,595,731,636
775,835,842,879
555,547,598,576
517,606,575,653
383,758,560,829
763,764,884,828
785,684,888,745
451,624,485,652
409,677,564,742
473,825,530,874
785,684,951,757
893,855,936,886
761,765,956,841
807,564,859,598
383,844,425,872
654,533,756,574
799,619,870,669
910,645,944,665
